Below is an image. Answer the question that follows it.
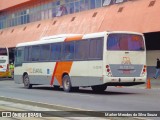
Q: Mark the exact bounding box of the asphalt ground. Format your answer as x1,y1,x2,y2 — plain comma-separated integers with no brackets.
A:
0,77,159,120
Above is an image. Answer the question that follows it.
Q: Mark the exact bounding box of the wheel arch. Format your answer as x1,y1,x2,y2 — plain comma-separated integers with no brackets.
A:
62,72,69,79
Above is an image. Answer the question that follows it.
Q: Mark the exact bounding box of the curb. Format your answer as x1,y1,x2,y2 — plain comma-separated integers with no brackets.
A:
0,96,153,119
0,96,104,117
0,96,85,111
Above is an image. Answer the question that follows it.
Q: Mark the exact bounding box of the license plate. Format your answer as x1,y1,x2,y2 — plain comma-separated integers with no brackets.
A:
123,70,130,74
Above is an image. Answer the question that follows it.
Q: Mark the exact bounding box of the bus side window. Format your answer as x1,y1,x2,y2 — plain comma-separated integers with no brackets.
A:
31,45,40,61
63,42,74,61
40,44,51,61
89,37,103,59
24,46,30,61
51,43,61,61
75,40,89,60
96,38,103,59
15,47,24,67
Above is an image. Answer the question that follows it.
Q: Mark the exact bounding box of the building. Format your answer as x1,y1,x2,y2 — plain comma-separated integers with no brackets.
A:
0,0,160,77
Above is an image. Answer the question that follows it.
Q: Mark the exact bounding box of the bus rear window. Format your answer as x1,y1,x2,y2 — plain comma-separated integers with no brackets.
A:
0,48,7,55
107,34,144,51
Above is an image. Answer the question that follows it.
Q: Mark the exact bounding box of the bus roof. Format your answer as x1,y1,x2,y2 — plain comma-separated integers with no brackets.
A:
40,34,82,41
16,31,143,47
108,31,143,35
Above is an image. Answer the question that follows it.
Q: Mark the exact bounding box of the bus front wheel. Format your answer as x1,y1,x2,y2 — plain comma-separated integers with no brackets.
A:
91,84,107,92
23,74,32,89
62,75,72,92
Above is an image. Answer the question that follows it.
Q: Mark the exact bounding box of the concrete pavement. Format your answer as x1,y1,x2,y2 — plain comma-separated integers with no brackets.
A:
0,100,112,120
0,78,159,120
0,100,148,120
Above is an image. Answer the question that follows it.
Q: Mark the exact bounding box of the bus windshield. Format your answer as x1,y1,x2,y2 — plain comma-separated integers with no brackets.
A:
0,48,7,55
107,34,144,51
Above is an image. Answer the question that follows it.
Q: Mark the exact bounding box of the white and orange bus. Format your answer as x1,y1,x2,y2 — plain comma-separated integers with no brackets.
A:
0,47,9,78
14,31,146,92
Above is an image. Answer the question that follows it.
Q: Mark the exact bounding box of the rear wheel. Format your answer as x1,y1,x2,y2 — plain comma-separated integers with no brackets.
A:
62,75,72,92
23,74,32,89
91,84,107,92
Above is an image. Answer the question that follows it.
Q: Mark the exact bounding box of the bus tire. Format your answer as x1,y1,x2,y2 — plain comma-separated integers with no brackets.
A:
62,75,72,92
91,84,107,92
23,74,32,89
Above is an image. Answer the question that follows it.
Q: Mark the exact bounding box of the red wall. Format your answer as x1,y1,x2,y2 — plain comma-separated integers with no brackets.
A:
0,0,31,10
0,0,160,48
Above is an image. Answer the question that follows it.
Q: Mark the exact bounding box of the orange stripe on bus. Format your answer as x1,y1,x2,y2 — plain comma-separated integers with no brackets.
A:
50,62,58,85
65,35,83,42
50,36,81,86
50,61,73,86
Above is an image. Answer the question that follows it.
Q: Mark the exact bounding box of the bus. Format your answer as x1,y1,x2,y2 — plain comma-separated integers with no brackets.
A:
0,47,10,78
14,31,146,92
